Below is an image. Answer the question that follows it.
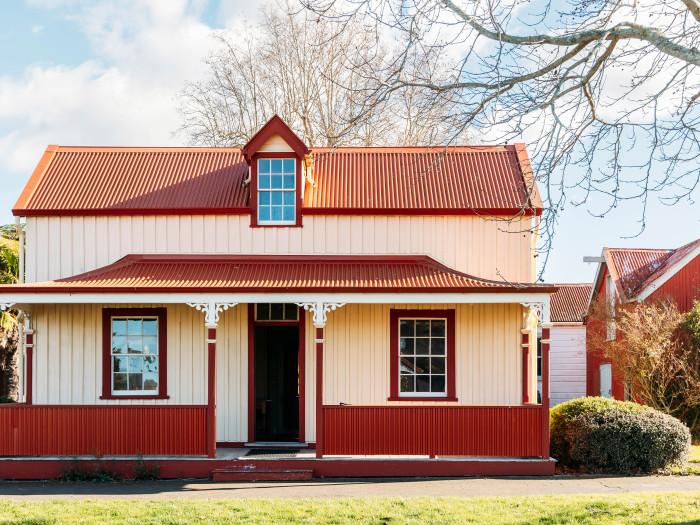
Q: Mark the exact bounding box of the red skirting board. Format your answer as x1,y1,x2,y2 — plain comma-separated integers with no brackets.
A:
0,405,208,456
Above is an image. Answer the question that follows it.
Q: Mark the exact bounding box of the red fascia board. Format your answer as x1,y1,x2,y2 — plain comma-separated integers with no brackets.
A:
13,207,252,217
241,115,309,161
13,145,58,212
14,207,541,217
302,207,542,217
513,143,543,209
0,284,558,294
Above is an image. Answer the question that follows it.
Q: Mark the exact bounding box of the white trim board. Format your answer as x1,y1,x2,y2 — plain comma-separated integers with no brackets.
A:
2,292,552,306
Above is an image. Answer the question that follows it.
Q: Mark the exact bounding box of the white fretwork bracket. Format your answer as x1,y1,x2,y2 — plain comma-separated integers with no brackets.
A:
296,302,346,328
0,303,14,312
187,302,238,326
520,301,550,326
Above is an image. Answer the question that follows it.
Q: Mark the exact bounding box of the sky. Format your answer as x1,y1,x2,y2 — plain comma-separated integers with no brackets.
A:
0,0,698,285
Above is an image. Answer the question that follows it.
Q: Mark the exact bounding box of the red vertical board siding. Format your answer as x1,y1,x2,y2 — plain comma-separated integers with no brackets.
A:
0,406,207,456
586,267,625,399
649,253,700,313
323,406,543,456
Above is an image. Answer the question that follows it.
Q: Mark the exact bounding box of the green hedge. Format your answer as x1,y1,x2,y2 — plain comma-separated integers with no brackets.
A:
566,410,691,473
550,397,651,468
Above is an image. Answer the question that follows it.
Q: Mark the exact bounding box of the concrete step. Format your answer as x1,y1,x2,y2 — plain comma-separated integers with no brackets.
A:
212,468,313,482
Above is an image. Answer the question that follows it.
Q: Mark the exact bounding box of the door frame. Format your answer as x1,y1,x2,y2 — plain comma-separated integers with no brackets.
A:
247,304,306,444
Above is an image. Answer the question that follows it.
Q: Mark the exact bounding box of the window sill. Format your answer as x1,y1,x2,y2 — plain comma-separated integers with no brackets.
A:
100,394,170,400
387,396,459,402
250,224,303,229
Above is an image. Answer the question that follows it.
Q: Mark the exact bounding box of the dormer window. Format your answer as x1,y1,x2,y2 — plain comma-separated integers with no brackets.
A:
242,115,309,228
258,158,296,224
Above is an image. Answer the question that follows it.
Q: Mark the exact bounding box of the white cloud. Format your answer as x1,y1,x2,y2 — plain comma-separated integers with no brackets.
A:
30,25,43,35
0,0,223,178
0,0,247,221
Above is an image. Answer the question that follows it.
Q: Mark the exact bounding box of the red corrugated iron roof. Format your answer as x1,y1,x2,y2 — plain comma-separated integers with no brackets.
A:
304,146,538,212
605,247,673,298
13,145,542,216
635,238,700,298
0,254,557,294
550,284,592,323
601,237,700,300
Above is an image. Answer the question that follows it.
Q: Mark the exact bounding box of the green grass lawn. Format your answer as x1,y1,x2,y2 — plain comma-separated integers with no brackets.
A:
670,445,700,475
0,492,699,524
691,445,700,463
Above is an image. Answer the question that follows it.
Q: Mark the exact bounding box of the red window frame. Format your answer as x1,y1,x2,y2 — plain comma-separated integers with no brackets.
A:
250,152,303,228
389,309,457,401
101,307,169,400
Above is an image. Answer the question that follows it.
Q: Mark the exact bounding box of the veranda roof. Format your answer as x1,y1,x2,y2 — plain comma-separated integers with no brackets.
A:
0,254,557,294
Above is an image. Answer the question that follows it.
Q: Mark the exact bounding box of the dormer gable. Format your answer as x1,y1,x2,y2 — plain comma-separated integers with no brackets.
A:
241,114,309,162
243,115,308,228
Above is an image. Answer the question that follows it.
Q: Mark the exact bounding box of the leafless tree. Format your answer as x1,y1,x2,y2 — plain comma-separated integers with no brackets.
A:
178,3,463,147
303,0,700,266
587,297,700,435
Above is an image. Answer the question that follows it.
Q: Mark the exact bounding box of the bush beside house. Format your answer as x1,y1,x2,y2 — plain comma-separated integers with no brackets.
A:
566,410,691,473
550,397,651,468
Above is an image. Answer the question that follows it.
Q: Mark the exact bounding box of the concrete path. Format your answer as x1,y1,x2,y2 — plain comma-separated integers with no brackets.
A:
0,476,698,501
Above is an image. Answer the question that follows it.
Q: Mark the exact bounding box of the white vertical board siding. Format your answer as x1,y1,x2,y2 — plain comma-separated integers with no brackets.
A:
322,303,523,407
216,304,249,443
30,302,525,443
25,215,534,284
32,303,207,406
548,324,587,408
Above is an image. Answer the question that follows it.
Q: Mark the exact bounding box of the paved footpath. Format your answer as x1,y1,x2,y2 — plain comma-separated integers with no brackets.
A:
0,476,698,501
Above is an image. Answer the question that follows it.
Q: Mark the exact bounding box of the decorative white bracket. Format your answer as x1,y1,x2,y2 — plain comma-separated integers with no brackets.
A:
1,303,15,311
296,302,346,328
520,301,550,326
187,302,238,326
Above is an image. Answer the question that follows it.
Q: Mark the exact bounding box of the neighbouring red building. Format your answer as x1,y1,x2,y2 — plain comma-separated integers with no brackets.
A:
0,115,560,479
585,238,700,399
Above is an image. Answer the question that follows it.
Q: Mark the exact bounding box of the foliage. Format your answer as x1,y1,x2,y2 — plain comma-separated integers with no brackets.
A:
587,297,700,439
133,453,160,480
0,493,699,524
550,396,651,468
179,2,463,148
670,444,700,474
682,299,700,357
566,409,691,474
58,456,120,483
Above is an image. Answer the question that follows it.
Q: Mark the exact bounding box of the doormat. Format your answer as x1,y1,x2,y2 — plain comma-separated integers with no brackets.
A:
244,448,300,458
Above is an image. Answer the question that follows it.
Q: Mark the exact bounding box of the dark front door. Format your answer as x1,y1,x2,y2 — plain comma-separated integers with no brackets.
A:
254,325,299,442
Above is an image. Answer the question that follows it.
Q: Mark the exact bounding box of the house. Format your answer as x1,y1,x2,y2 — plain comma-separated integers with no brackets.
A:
585,238,700,399
0,115,558,479
537,284,591,408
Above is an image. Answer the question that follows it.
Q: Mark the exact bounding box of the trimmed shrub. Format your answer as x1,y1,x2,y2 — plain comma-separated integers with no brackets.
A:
566,409,691,474
550,397,651,467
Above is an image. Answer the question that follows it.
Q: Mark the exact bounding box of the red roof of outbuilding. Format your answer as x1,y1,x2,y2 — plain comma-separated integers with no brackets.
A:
550,284,592,323
13,145,542,216
0,254,557,294
605,247,672,297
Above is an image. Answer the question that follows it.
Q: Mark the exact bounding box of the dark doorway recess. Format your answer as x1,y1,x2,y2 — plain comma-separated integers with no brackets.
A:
254,325,299,442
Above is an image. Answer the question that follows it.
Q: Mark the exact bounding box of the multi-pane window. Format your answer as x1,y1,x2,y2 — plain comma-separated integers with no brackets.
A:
111,317,159,394
398,318,447,396
255,303,299,321
258,158,296,224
